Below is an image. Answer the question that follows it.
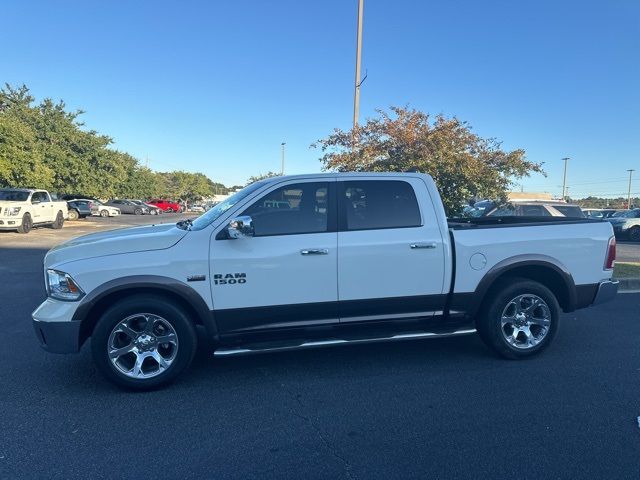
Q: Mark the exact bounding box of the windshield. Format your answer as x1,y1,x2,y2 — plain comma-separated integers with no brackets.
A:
617,209,639,218
187,181,270,231
0,190,30,201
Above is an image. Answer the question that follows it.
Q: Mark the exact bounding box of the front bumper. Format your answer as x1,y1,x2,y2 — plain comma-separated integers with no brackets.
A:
592,280,619,306
0,218,20,229
32,298,83,353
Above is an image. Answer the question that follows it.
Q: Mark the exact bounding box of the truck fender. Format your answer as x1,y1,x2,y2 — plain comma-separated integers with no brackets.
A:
464,254,577,318
72,275,217,344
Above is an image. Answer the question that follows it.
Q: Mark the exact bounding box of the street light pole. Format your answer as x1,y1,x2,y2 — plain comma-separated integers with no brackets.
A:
280,142,286,175
561,157,570,200
627,169,635,209
353,0,364,129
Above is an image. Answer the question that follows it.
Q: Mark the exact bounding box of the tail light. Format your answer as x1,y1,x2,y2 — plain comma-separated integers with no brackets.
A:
604,236,616,270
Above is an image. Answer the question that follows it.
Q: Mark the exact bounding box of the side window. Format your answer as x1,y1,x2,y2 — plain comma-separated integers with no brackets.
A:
242,182,330,236
341,180,421,230
519,205,550,216
32,192,45,203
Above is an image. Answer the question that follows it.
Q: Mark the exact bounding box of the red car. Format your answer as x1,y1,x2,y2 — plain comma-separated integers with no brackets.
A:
147,199,182,213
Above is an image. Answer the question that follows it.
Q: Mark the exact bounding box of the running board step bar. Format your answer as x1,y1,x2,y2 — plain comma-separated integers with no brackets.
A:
213,328,477,357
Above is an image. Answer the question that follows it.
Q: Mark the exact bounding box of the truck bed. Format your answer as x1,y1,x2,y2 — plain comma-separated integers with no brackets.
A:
448,217,614,296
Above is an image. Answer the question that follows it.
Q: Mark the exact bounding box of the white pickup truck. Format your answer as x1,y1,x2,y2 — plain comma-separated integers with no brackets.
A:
31,173,618,389
0,188,68,233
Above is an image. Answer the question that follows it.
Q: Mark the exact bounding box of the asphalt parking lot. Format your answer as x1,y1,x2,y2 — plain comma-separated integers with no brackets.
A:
1,216,639,479
618,240,640,263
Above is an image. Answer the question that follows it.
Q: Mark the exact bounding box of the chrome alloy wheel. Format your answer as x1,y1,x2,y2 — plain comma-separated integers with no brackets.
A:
500,294,551,349
107,313,179,379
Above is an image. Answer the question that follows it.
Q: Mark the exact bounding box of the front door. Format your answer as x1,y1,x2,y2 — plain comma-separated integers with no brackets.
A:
337,177,447,322
210,179,338,334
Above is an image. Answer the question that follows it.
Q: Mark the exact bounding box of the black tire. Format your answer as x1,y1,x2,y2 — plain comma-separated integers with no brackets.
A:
629,226,640,242
17,213,32,234
100,209,109,218
91,295,197,390
68,209,79,221
51,211,64,229
166,208,174,213
476,278,560,359
134,208,143,215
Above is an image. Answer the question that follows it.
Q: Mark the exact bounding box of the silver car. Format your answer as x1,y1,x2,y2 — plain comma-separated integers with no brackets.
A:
106,199,149,215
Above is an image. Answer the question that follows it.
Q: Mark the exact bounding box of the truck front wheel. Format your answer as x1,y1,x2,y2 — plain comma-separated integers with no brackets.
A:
17,213,32,234
91,295,197,390
476,279,559,359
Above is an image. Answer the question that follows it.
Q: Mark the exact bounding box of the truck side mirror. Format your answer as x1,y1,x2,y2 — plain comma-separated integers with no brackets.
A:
227,216,254,239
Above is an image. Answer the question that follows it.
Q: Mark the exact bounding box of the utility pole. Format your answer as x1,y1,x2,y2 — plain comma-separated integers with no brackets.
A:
627,169,635,209
353,0,364,129
280,142,286,175
561,157,570,200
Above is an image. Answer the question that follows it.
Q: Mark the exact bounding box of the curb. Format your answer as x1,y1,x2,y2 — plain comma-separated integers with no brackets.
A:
616,277,640,292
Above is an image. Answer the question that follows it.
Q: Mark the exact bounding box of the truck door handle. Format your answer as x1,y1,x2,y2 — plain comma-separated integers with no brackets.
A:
410,243,437,249
300,249,329,255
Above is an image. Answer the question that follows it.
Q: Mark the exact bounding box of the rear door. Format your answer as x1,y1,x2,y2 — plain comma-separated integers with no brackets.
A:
337,177,447,322
210,179,338,334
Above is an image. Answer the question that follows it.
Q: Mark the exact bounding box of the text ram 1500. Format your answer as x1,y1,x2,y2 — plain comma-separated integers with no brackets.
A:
32,173,618,389
0,188,68,233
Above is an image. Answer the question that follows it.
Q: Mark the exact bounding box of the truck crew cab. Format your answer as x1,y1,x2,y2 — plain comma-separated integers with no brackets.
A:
32,173,618,389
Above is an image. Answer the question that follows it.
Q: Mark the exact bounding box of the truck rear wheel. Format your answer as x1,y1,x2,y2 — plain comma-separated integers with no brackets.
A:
51,211,64,229
476,279,559,359
17,213,32,234
91,295,197,390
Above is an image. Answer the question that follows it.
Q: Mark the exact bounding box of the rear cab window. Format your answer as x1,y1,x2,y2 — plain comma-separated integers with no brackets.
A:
339,180,422,230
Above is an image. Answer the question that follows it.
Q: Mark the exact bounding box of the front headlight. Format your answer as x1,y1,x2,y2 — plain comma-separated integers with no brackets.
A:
46,269,85,301
5,206,21,216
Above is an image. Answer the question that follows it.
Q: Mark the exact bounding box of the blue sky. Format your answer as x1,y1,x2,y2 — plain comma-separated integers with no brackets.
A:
3,0,639,196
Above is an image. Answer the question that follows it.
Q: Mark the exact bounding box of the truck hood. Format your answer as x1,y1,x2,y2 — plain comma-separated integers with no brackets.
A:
45,223,188,268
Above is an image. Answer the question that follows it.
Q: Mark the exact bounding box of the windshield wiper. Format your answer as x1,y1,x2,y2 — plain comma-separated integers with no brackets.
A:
176,218,193,231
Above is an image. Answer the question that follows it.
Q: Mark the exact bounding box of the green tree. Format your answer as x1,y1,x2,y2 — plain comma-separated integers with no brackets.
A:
312,106,544,216
0,113,54,188
0,84,230,201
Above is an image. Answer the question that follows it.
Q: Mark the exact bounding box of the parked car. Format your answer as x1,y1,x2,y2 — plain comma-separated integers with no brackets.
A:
130,200,162,215
89,200,121,218
106,199,149,215
189,204,205,213
486,202,585,218
610,210,628,218
607,209,640,241
582,209,620,219
67,200,93,220
0,188,68,233
32,173,617,389
147,199,182,213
